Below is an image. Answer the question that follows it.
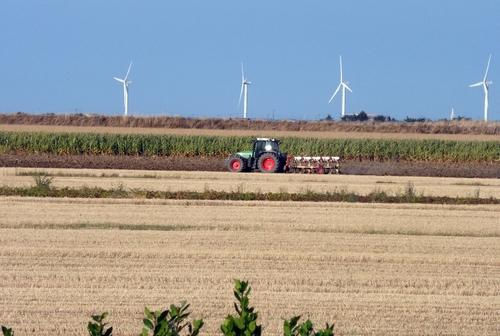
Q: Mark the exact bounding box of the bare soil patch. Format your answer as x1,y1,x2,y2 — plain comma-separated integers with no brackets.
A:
1,153,499,178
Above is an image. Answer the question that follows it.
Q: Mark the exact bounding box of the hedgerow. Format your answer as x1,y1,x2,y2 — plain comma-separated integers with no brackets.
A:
0,180,498,205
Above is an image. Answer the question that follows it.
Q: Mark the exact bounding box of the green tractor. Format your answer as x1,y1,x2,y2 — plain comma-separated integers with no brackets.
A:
226,138,287,173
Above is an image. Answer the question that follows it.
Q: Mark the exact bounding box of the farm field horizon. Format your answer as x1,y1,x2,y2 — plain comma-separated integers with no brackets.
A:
0,197,498,335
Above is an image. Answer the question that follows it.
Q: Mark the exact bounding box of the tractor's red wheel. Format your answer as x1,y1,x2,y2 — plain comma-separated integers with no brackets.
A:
226,155,246,173
258,153,279,173
262,158,275,171
231,160,241,171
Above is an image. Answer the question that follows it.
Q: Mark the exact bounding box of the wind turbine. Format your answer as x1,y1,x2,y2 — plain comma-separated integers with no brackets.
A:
450,107,455,120
469,55,493,121
239,63,251,119
114,62,133,116
328,55,352,118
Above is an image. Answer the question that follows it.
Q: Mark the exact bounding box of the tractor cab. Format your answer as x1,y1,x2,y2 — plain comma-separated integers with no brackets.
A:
226,138,287,173
252,138,280,159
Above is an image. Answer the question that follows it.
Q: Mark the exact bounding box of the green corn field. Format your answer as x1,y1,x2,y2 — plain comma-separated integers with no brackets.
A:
0,132,498,162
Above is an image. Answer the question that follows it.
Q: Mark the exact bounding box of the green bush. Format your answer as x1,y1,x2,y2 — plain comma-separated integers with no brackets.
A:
88,312,112,336
33,175,53,191
140,302,204,336
221,280,261,336
283,316,334,336
1,326,13,336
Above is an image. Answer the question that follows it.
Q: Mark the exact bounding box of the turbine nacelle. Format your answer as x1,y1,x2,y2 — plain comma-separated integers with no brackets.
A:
114,77,131,86
342,82,352,93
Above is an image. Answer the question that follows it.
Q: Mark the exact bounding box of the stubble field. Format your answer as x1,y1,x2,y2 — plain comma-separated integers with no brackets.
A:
0,196,499,335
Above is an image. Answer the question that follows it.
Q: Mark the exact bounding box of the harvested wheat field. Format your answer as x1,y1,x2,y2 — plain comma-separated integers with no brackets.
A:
0,197,499,335
2,167,500,199
2,124,500,141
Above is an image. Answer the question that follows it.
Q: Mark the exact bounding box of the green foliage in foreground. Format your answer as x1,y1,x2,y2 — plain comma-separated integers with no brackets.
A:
1,280,335,336
88,312,113,336
140,303,203,336
284,316,334,336
1,327,13,336
221,280,261,336
0,131,498,162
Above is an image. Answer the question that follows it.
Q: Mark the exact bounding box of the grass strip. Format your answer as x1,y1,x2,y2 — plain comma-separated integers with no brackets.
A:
0,185,498,205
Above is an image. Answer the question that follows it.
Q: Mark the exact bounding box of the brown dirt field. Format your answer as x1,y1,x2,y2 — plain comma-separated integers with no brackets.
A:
3,168,500,199
2,124,500,141
0,197,498,335
1,153,499,178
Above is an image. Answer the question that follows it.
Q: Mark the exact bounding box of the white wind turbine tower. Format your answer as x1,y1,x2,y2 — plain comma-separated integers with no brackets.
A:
114,62,133,117
239,63,251,119
328,55,352,118
469,55,493,121
450,107,455,120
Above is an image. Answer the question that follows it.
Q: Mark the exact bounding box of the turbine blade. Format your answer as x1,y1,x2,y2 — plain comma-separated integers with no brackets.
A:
114,77,125,83
343,83,352,92
483,54,492,81
328,84,341,103
469,82,483,88
339,55,343,82
241,62,245,83
125,62,133,80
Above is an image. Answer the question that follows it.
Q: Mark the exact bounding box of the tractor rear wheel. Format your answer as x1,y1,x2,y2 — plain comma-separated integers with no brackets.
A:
258,153,279,173
227,155,246,173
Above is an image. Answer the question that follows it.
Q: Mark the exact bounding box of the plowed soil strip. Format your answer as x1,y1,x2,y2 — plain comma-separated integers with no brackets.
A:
1,154,499,178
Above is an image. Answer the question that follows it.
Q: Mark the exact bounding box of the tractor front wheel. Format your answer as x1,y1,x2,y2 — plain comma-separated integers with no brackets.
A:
258,153,279,173
227,155,246,173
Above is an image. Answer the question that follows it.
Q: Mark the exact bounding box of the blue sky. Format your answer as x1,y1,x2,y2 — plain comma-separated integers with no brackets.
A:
1,0,499,121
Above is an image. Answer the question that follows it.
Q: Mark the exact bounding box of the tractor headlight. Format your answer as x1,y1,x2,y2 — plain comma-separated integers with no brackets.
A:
265,144,272,151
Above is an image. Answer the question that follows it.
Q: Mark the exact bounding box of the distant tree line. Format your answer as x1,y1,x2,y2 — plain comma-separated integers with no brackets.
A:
324,111,395,122
323,112,472,123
